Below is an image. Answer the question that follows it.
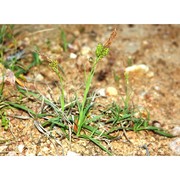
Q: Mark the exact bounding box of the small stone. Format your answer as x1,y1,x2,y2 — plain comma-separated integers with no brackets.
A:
42,147,49,152
152,120,161,128
23,37,30,46
96,88,106,97
142,40,149,46
154,86,160,91
17,144,24,153
106,87,118,96
35,73,44,81
125,64,149,75
169,138,180,155
171,126,180,136
146,71,154,78
70,53,77,59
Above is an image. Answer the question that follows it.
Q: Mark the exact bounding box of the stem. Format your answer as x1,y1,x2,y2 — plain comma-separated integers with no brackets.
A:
77,58,99,136
57,73,65,112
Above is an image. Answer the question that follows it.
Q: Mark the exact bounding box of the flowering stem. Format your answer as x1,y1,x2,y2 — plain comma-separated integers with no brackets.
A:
77,43,109,136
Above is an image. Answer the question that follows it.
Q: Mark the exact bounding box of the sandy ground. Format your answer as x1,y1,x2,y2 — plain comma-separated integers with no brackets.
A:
0,25,180,156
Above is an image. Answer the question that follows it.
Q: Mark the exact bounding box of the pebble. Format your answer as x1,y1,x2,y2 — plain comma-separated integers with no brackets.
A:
171,126,180,136
152,120,161,128
125,64,149,75
17,144,25,153
169,138,180,155
142,40,149,46
35,73,44,81
70,53,77,59
154,85,160,91
106,87,118,96
42,146,49,152
96,88,106,97
146,71,154,78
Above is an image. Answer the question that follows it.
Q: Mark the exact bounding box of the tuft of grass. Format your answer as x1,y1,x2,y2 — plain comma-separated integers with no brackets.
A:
103,102,174,138
76,43,109,136
60,29,68,52
49,60,65,112
102,70,174,139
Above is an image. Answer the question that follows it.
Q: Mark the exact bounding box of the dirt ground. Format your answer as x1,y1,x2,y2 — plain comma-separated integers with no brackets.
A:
0,24,180,156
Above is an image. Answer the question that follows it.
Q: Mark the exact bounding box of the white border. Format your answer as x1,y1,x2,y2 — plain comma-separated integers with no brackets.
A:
0,156,179,180
0,0,180,23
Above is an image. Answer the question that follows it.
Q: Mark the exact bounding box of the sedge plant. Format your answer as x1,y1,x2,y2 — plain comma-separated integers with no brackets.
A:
49,58,65,112
76,29,117,136
76,43,109,136
36,51,66,113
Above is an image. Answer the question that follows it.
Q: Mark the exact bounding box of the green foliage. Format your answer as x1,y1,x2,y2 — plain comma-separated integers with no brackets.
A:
0,76,5,97
60,29,68,52
1,112,9,130
103,102,174,138
1,51,41,79
0,26,41,80
77,43,110,136
0,25,14,45
49,58,65,112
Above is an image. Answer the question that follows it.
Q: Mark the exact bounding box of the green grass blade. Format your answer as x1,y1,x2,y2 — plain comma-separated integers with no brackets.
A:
7,101,49,118
80,134,113,155
83,124,116,139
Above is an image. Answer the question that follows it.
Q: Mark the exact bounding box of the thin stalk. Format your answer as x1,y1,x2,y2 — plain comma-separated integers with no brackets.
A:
57,72,65,112
77,59,99,136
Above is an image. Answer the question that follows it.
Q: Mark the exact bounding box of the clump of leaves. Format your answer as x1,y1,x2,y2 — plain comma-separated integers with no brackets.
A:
76,43,109,136
103,102,174,138
76,29,117,137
